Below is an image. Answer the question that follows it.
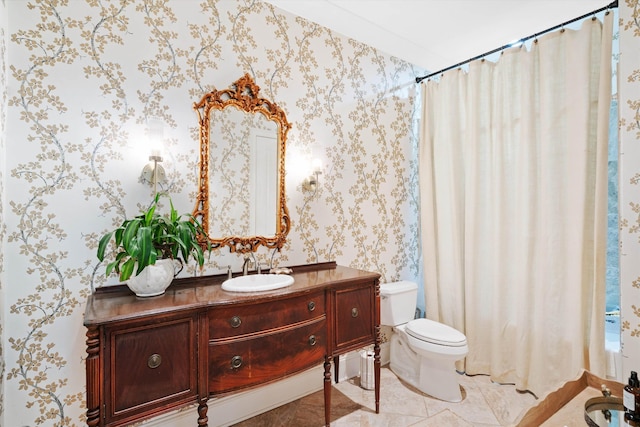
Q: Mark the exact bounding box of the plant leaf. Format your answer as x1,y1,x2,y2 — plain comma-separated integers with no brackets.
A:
97,231,114,261
135,226,154,274
120,258,136,282
122,219,141,254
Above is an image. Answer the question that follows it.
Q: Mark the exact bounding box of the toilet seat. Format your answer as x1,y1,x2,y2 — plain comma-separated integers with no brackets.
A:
406,318,467,347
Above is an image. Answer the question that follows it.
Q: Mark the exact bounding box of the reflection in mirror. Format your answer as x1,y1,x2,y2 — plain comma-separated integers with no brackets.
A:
208,106,277,237
194,74,291,253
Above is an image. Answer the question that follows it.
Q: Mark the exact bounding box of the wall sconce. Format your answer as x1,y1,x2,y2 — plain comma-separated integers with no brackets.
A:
141,154,167,194
141,117,167,193
303,158,322,192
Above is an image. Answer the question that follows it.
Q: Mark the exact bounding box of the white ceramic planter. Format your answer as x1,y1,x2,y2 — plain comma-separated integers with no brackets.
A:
126,259,178,297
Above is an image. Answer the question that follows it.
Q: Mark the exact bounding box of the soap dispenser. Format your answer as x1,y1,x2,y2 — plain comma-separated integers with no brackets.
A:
625,371,640,421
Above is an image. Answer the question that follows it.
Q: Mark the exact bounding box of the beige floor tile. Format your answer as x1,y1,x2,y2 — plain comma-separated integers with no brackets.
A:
231,367,536,426
475,379,537,425
344,411,426,427
358,369,429,419
408,409,474,427
421,381,500,425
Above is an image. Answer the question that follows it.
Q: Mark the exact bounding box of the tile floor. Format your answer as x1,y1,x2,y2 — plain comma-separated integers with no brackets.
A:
231,366,538,427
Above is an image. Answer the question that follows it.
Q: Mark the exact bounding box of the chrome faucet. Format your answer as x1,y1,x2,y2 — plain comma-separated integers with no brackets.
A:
242,254,252,275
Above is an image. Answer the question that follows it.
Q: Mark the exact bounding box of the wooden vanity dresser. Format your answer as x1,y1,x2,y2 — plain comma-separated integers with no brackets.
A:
84,262,381,427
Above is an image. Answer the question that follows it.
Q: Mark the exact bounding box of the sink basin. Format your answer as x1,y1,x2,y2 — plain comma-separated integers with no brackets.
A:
221,274,294,292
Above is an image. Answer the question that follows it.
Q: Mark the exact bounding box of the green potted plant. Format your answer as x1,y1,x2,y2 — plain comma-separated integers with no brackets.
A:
97,192,210,297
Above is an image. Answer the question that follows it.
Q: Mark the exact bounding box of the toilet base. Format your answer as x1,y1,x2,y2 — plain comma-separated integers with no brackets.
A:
389,333,464,402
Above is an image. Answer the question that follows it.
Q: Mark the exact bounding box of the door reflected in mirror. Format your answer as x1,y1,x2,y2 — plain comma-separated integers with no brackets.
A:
194,74,291,253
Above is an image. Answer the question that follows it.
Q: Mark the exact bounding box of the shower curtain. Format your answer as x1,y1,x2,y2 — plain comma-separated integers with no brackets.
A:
419,13,613,396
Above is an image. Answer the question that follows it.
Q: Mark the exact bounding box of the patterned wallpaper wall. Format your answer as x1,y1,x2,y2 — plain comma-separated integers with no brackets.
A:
620,0,640,381
2,0,421,425
1,0,7,422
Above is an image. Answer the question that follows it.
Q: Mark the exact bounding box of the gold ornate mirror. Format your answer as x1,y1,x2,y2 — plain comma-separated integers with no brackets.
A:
193,74,291,253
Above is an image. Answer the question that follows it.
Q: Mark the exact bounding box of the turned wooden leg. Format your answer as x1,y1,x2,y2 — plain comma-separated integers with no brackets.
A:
197,397,208,427
374,333,381,413
85,327,101,427
324,356,332,426
333,355,340,383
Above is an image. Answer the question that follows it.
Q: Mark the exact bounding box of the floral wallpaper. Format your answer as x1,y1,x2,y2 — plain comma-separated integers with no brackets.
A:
1,0,7,421
2,0,420,425
620,0,640,381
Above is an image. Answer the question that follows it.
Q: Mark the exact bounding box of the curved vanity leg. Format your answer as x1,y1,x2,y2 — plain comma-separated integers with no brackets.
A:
197,397,208,427
324,356,332,426
333,355,340,383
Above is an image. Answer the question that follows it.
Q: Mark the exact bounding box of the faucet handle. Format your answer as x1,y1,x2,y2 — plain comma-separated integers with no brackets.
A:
256,263,269,274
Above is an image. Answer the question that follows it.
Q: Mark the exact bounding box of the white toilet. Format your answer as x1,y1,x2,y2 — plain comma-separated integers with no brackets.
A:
380,281,468,402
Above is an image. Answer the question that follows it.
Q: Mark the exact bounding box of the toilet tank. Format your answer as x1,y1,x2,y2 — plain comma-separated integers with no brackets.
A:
380,281,418,326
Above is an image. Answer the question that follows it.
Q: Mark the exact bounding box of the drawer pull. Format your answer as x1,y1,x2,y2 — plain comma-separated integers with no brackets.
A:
147,353,162,369
229,316,242,328
308,301,316,312
351,307,359,318
309,335,317,346
231,355,243,369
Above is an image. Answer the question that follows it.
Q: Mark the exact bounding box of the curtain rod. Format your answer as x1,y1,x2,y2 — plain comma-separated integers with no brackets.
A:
415,0,618,84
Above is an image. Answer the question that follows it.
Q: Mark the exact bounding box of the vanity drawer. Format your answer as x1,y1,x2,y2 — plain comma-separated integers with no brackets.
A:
333,284,376,352
208,318,326,393
209,291,325,339
104,315,197,425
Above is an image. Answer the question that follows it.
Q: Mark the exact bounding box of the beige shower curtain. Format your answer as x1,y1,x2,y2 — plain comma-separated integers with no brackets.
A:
419,13,613,396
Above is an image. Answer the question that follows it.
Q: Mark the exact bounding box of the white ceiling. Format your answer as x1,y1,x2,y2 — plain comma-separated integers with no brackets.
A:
263,0,612,73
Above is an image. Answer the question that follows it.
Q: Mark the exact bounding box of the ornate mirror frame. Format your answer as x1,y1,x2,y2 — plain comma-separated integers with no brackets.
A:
193,74,291,253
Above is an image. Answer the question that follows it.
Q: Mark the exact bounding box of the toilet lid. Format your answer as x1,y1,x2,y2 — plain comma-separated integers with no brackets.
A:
406,318,467,347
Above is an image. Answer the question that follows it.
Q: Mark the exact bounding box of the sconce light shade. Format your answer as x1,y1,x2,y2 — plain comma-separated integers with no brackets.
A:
302,158,323,192
141,117,167,192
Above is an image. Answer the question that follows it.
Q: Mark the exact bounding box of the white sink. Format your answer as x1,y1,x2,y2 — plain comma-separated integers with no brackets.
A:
221,274,294,292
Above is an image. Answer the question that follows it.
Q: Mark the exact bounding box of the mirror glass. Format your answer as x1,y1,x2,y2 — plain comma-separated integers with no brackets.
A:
208,106,278,237
194,74,291,253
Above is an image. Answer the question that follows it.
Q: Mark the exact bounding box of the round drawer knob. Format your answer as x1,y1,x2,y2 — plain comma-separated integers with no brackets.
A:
231,355,243,369
309,335,317,346
308,301,316,312
351,307,359,318
229,316,242,328
147,353,162,369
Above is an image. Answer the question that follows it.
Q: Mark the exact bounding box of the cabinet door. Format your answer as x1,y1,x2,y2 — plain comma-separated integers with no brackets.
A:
333,283,375,353
105,315,197,426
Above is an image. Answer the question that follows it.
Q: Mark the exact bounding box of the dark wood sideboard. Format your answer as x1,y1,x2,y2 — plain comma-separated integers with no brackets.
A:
84,262,381,427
